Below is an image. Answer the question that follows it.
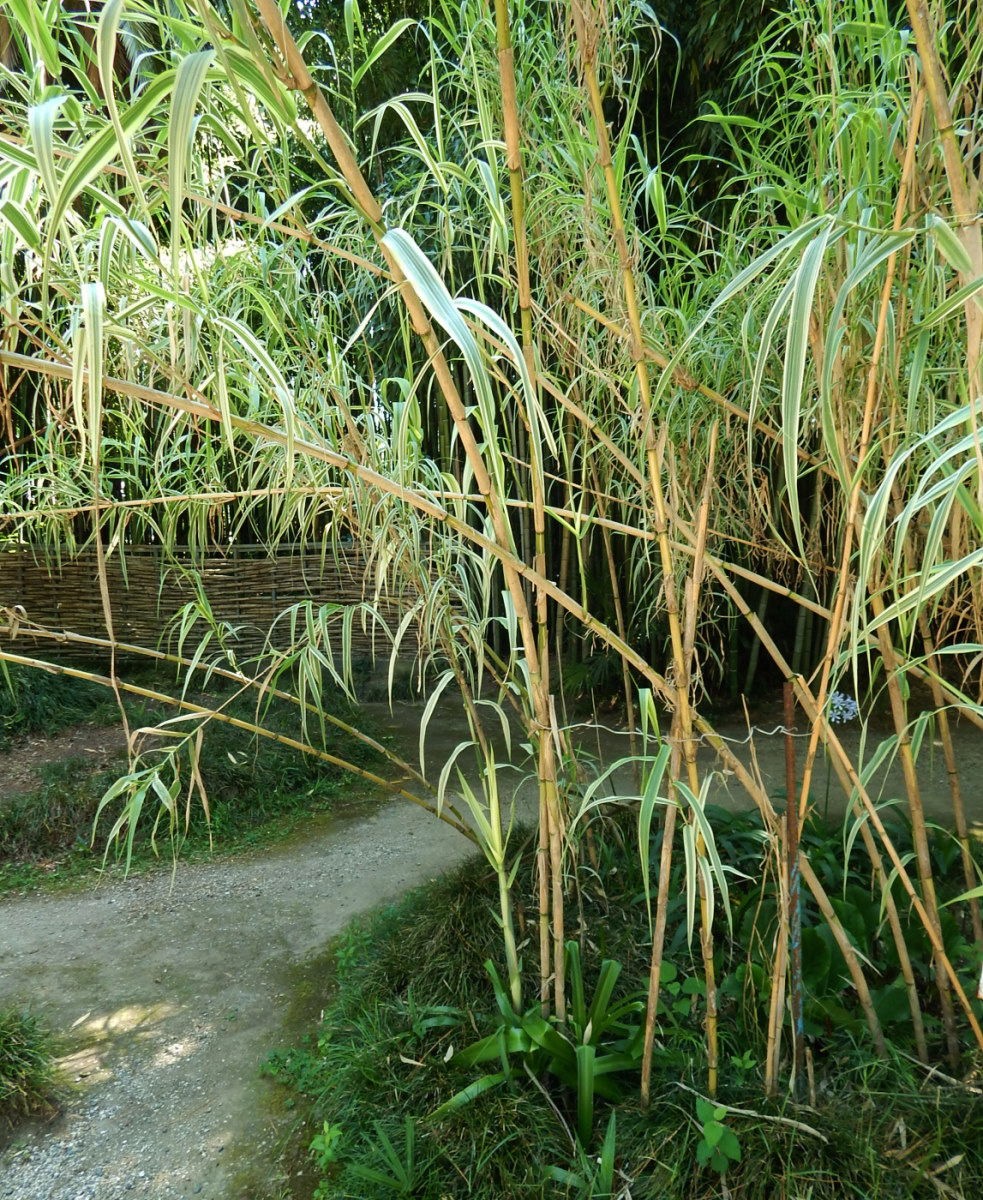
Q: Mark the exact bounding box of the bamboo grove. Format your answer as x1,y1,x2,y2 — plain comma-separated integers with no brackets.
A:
1,0,982,1107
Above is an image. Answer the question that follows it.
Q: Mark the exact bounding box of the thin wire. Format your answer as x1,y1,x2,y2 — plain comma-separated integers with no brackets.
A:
560,718,818,746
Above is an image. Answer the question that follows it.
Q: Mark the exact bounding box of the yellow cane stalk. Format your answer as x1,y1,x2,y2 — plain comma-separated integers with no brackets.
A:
250,0,564,1015
491,0,568,1018
570,0,718,1094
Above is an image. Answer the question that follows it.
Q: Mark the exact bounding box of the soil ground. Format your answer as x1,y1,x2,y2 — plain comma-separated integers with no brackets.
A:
2,695,982,1199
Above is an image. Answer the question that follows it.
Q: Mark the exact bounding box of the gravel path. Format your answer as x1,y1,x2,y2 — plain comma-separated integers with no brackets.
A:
0,793,473,1200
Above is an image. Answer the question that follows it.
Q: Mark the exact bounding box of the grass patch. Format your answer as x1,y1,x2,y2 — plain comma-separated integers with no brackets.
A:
0,681,393,893
0,661,120,748
0,1010,57,1128
264,814,983,1199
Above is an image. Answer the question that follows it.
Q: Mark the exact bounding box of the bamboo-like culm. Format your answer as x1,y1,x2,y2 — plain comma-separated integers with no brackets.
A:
917,613,983,950
570,0,719,1096
764,687,803,1097
866,586,961,1068
801,856,888,1056
795,78,925,832
763,71,944,1064
252,0,571,1013
702,557,983,1054
0,644,477,839
900,0,983,1063
640,426,717,1105
490,0,569,1020
904,0,983,386
784,686,804,1093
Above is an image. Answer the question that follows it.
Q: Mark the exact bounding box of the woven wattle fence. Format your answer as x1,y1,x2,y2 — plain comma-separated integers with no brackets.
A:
0,543,413,665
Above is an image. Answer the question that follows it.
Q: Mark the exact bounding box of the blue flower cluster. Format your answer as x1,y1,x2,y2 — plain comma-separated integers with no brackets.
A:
828,691,859,723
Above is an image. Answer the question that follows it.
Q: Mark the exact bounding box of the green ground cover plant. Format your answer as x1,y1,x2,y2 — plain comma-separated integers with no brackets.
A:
0,1009,56,1127
265,809,983,1198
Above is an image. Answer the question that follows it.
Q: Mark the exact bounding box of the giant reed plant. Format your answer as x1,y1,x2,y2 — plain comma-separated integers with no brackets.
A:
1,0,982,1128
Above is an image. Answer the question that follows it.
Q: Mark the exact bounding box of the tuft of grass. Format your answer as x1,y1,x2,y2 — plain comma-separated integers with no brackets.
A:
265,814,983,1199
0,1010,57,1127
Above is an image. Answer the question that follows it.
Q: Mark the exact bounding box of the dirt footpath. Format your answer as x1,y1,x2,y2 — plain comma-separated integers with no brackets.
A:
0,794,473,1200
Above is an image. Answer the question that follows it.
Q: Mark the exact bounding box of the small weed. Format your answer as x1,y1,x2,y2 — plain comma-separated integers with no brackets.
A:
694,1095,741,1174
309,1119,344,1172
727,1047,758,1087
263,1041,335,1111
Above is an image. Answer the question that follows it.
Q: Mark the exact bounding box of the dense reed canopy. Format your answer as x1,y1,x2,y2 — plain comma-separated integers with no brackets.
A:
1,0,982,1133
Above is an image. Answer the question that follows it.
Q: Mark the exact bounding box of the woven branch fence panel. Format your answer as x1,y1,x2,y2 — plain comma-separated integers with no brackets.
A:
0,544,414,666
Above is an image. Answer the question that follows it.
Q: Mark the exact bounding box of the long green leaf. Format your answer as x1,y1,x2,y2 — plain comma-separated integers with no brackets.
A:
168,49,216,281
782,221,836,548
575,1043,596,1145
82,282,106,464
639,742,671,934
97,0,150,220
381,227,510,509
429,1071,506,1119
5,0,61,75
353,18,415,89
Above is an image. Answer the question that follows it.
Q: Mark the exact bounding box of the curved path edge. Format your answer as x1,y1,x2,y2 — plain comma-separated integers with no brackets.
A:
0,794,472,1200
